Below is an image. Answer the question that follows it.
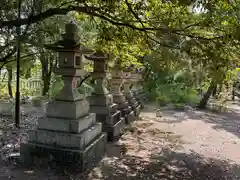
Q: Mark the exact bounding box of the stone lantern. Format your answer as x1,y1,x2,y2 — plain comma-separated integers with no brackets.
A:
122,68,139,117
85,51,125,141
137,68,147,107
110,59,135,124
130,70,139,95
20,23,106,172
130,69,142,113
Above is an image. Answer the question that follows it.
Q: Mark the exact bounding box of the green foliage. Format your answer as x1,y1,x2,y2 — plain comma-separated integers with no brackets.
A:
145,68,200,107
155,84,200,107
77,82,94,96
47,75,94,99
48,76,63,99
2,0,240,108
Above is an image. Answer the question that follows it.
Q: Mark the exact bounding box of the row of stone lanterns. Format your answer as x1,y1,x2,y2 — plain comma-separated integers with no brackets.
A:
20,23,146,172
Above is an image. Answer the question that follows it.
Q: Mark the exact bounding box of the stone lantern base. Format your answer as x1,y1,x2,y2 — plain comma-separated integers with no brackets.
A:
20,101,107,172
113,94,135,124
89,94,125,141
20,133,106,172
132,90,144,110
135,90,147,109
125,93,141,118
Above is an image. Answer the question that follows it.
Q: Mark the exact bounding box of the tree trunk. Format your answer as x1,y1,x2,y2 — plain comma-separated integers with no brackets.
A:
40,52,53,96
7,68,13,98
198,81,215,109
42,75,51,96
212,85,217,97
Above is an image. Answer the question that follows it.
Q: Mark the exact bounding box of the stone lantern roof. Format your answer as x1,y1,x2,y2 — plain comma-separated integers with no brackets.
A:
44,23,94,55
84,50,108,61
44,23,80,51
113,57,122,69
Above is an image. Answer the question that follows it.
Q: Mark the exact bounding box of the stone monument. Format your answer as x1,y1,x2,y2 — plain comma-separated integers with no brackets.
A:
122,70,140,118
137,69,147,107
110,60,135,124
85,51,125,141
20,23,107,172
129,70,142,115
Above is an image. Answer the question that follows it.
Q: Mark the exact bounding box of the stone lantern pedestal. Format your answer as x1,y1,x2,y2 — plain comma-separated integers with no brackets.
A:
86,51,125,141
110,65,135,124
130,72,142,116
123,71,139,118
137,72,147,108
20,23,106,172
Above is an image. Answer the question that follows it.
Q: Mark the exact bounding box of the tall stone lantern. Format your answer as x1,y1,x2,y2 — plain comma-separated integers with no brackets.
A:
130,70,140,95
130,69,143,112
122,69,140,117
110,59,135,124
137,68,147,107
20,23,107,172
85,51,125,141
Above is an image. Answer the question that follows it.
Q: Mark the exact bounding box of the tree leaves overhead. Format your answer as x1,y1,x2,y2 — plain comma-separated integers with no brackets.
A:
1,0,240,81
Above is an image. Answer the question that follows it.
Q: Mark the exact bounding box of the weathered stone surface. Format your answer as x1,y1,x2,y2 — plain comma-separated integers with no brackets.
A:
21,23,106,173
89,105,112,115
117,101,129,111
135,104,141,117
46,99,89,119
88,94,113,106
104,110,121,125
112,94,126,104
103,117,125,141
55,77,84,101
125,110,135,124
20,133,107,172
89,103,118,115
38,113,96,133
28,122,102,149
92,79,109,95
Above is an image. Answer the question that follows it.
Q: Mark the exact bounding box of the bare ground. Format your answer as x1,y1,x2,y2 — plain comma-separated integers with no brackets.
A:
1,102,240,179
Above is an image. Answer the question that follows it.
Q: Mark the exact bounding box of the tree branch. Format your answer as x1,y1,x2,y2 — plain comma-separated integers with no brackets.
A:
0,6,100,28
77,74,91,88
0,52,39,69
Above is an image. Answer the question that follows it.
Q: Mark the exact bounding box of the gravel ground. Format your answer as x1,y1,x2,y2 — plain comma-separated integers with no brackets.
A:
0,102,240,179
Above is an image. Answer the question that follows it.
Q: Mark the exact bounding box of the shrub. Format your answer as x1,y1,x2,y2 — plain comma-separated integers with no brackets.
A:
145,70,200,107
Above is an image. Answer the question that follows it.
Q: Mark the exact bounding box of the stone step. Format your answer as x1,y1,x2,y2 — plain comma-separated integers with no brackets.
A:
38,113,96,133
95,110,121,125
88,94,113,106
105,110,121,125
20,133,107,172
90,103,118,115
46,99,89,119
28,122,102,149
103,117,125,141
125,110,135,124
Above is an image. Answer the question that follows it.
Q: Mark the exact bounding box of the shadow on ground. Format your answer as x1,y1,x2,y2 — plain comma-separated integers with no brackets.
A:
1,147,239,180
1,103,240,179
89,147,240,180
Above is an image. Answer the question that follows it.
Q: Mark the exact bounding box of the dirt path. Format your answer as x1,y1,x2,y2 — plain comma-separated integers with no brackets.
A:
1,103,240,179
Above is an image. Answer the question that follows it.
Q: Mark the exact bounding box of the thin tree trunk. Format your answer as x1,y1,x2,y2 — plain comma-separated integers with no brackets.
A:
198,80,215,109
41,53,53,96
7,68,13,98
232,81,237,100
212,85,217,97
